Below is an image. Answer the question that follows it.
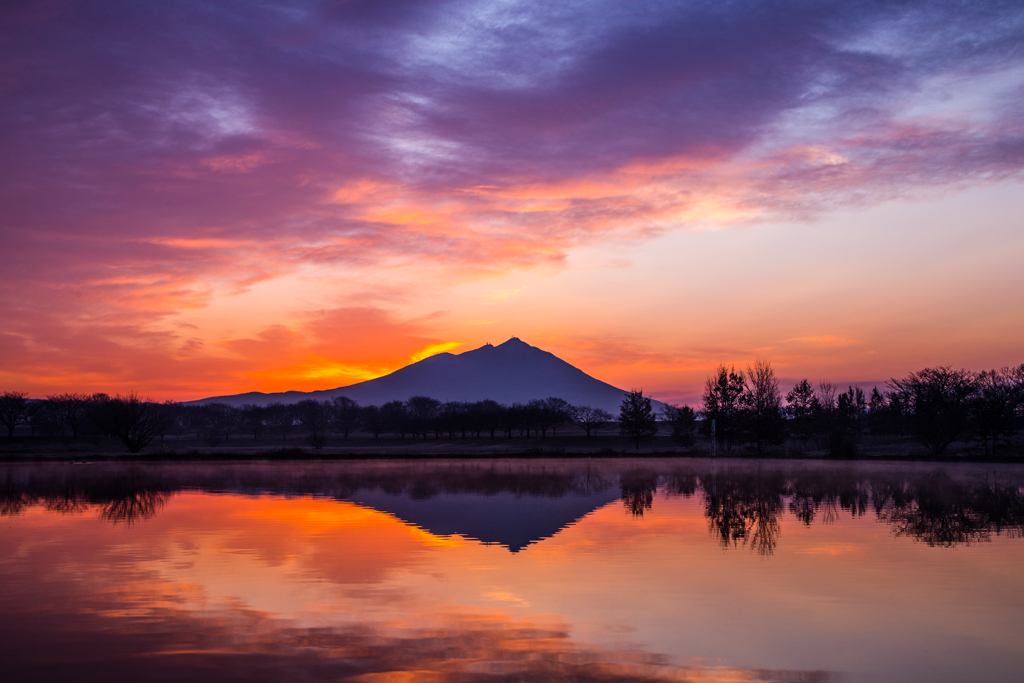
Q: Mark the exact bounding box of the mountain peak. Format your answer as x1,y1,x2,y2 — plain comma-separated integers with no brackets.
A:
196,337,662,413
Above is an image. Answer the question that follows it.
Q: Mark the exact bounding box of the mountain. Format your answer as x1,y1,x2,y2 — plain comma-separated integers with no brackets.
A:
196,337,662,413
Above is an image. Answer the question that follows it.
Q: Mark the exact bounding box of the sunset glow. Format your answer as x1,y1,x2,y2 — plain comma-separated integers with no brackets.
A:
2,1,1023,401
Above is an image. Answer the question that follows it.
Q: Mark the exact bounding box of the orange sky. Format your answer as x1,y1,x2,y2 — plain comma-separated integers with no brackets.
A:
3,2,1024,403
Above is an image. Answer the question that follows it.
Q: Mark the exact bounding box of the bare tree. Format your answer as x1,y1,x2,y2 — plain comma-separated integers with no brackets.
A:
265,402,296,441
406,396,441,439
971,365,1024,456
382,400,410,439
46,392,91,437
889,366,977,455
361,404,385,440
297,399,330,449
475,399,503,438
240,404,267,441
331,396,360,440
570,405,612,437
96,393,172,453
544,397,572,436
0,391,29,438
741,359,786,455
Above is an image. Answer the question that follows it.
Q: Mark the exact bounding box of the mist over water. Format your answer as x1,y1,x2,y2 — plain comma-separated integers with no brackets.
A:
2,459,1023,682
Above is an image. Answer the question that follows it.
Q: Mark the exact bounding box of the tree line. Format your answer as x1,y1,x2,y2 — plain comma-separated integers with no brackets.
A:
0,391,623,453
2,359,1022,455
693,360,1024,457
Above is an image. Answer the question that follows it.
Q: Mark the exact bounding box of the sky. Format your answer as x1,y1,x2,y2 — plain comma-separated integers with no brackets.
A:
2,0,1023,404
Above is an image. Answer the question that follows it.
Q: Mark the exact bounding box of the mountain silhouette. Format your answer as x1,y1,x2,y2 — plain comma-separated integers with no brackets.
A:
197,337,660,413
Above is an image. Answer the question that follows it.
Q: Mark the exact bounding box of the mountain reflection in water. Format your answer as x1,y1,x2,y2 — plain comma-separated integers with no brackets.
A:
5,460,1022,551
1,459,1023,683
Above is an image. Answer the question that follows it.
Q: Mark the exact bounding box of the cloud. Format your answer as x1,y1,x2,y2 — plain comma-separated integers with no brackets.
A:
2,0,1023,393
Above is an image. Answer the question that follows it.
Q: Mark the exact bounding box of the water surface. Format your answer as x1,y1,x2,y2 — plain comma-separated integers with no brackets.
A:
2,458,1023,682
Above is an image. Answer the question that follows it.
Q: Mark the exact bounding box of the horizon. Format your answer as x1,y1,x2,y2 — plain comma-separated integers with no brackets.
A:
6,334,1002,406
3,1,1024,405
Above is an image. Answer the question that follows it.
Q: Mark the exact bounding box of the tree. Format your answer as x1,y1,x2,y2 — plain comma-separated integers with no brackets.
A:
440,401,465,438
475,400,503,438
570,405,612,437
970,366,1024,456
95,393,172,453
406,396,441,439
661,404,696,447
701,365,746,451
265,402,296,440
240,404,266,441
0,391,29,438
785,379,817,447
331,396,360,440
889,366,977,455
26,400,61,436
382,400,410,439
296,399,330,449
361,404,385,440
46,392,91,437
197,403,238,446
740,359,786,454
814,382,864,457
544,397,572,436
500,403,521,438
619,390,658,449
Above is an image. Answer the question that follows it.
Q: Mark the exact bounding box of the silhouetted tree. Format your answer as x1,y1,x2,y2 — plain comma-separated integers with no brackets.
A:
297,399,330,449
26,400,61,436
199,403,238,446
382,400,410,439
440,401,464,438
619,389,658,449
741,359,786,454
0,391,29,437
701,365,745,451
407,396,441,439
661,404,696,447
815,382,864,457
786,379,817,447
240,404,266,441
544,397,572,436
46,392,91,437
331,396,360,440
570,405,613,437
500,403,521,438
265,402,297,440
95,393,172,453
361,404,385,440
890,366,977,455
524,399,550,437
476,399,503,438
970,365,1024,456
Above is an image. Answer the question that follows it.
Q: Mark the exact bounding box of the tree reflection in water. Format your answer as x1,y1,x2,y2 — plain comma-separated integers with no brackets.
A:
620,467,658,518
666,464,1024,554
1,460,1022,552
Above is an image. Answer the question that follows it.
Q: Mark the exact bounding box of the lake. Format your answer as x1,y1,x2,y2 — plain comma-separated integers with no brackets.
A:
1,458,1022,682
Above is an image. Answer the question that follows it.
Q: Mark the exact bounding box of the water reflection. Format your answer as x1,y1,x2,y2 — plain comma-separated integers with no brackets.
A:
4,460,1021,552
2,459,1022,683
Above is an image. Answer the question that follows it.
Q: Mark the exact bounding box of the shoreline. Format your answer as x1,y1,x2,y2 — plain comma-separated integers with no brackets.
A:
2,447,1022,465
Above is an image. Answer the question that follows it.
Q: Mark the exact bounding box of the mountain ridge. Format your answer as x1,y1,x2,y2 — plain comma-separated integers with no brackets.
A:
195,338,663,413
